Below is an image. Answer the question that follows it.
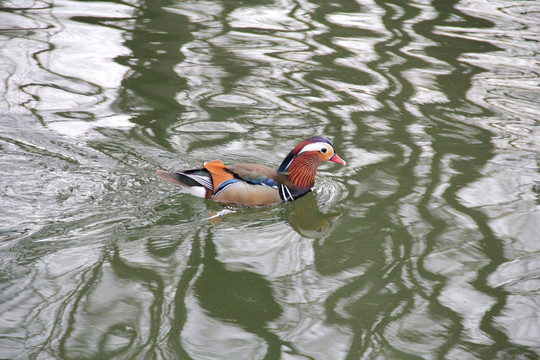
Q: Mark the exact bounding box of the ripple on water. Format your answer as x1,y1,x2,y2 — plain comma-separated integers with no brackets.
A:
1,0,132,123
228,6,309,32
1,0,540,358
315,175,348,209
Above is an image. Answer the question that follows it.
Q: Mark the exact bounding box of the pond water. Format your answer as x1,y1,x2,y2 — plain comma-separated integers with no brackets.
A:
1,0,539,359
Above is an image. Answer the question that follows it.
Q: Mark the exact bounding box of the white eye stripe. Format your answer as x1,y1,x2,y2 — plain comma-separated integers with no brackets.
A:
298,142,332,155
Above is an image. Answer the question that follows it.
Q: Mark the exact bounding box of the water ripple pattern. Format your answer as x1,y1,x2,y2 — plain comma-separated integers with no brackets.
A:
0,0,539,359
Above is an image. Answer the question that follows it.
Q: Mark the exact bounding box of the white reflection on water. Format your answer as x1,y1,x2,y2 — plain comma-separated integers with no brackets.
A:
0,0,133,136
441,0,540,353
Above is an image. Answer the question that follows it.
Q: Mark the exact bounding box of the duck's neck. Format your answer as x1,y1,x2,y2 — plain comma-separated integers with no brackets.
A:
286,154,320,191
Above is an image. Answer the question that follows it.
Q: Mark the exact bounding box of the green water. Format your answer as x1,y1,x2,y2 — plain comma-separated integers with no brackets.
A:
1,0,539,359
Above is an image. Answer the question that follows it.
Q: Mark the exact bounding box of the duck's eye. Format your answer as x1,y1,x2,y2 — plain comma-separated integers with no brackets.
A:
320,147,328,154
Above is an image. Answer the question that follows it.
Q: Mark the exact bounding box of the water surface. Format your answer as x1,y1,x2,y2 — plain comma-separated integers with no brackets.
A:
1,0,539,359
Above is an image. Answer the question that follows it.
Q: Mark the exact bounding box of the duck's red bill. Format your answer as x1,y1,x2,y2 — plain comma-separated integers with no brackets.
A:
330,153,346,165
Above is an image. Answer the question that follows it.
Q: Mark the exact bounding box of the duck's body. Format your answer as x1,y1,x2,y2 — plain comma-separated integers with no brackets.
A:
157,137,345,206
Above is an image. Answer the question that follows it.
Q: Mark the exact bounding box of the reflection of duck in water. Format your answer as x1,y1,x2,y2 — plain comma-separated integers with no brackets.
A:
157,137,345,206
287,194,342,239
205,192,341,239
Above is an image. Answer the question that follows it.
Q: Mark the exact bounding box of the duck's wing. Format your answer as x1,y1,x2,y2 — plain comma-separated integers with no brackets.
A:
227,163,293,188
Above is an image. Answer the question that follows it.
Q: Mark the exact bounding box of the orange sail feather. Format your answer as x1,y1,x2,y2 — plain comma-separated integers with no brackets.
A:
203,160,234,193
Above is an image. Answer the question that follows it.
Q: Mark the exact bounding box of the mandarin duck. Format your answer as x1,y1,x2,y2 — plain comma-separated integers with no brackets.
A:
156,137,346,206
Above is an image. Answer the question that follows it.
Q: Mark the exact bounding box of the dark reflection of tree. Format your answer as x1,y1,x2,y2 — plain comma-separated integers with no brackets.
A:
193,232,285,360
414,1,536,359
310,0,539,359
57,244,166,359
112,0,191,150
111,248,165,358
324,253,416,358
308,1,422,357
67,0,191,150
168,231,202,359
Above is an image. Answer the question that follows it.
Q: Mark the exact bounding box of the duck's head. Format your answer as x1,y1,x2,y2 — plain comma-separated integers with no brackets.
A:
278,137,346,190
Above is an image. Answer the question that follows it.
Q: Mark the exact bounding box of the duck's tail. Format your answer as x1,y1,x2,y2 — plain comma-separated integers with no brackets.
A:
156,169,213,198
